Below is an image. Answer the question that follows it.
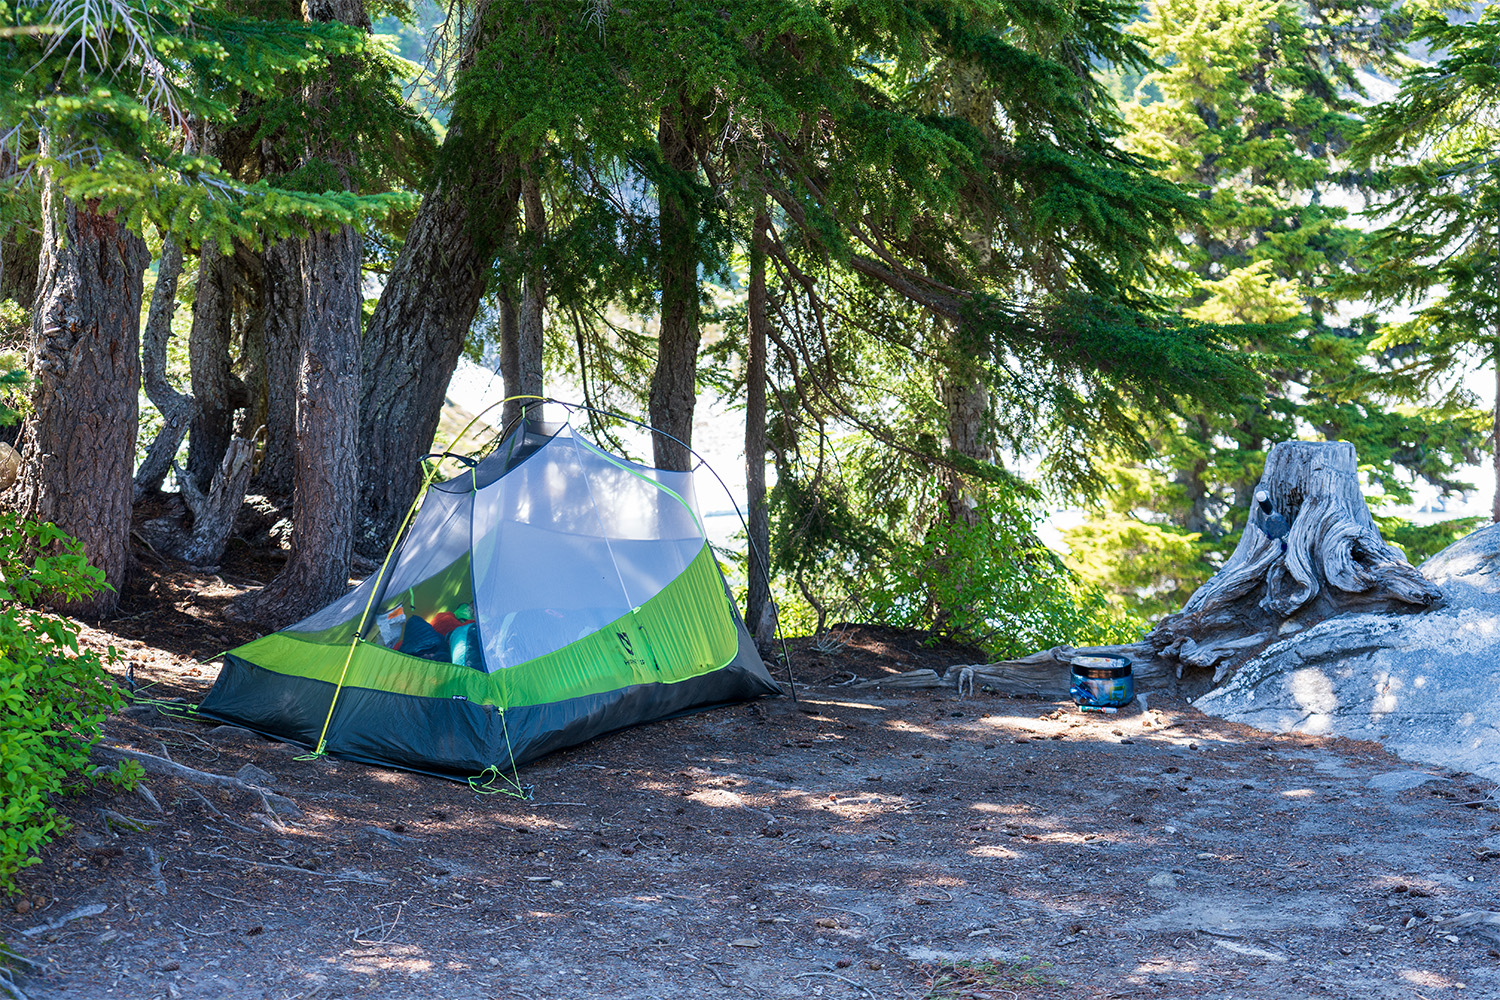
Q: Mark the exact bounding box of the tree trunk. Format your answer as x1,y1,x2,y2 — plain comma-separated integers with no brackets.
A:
1492,352,1499,524
970,441,1443,698
940,348,988,526
254,238,302,495
516,161,547,420
134,238,192,500
746,200,773,645
496,157,525,430
356,141,516,559
649,101,702,472
13,187,148,616
186,240,236,492
246,0,367,621
0,215,40,311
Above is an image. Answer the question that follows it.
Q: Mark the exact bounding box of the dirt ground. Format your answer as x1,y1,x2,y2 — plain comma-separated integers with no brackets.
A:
2,564,1499,1000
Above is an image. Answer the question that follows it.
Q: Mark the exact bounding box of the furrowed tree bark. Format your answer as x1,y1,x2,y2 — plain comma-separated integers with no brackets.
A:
0,218,39,311
254,238,302,495
185,240,236,492
134,238,191,500
496,156,524,430
247,0,368,621
13,181,148,615
1492,352,1499,524
940,331,989,527
356,134,516,559
515,160,546,420
650,100,702,472
746,199,773,644
957,440,1444,698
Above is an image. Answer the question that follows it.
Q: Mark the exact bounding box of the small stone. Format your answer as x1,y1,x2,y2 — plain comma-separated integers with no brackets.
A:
867,960,883,970
1365,925,1385,934
1146,872,1178,891
487,957,499,966
1445,935,1461,944
13,899,30,915
835,958,852,968
818,839,833,850
159,960,180,972
550,880,564,888
815,917,838,928
235,763,277,787
729,937,760,948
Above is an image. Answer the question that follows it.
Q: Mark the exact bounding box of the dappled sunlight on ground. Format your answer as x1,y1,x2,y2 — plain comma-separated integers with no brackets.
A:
11,660,1499,999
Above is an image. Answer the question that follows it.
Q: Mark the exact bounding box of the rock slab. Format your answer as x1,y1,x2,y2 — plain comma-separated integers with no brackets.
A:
1197,523,1500,781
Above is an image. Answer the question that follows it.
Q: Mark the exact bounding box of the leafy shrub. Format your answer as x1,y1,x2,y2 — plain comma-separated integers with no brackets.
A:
859,484,1143,660
0,514,123,893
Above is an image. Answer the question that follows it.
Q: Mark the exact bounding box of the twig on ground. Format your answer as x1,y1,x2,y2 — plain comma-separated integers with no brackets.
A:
183,786,221,817
790,971,875,997
134,783,163,814
0,966,31,1000
198,887,251,906
99,808,167,832
250,812,293,834
199,852,387,884
172,920,226,938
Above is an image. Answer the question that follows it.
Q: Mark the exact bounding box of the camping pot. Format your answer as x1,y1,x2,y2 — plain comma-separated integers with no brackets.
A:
1069,655,1134,709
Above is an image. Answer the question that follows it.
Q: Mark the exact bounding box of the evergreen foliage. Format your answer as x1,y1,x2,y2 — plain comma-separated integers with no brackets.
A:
0,0,425,249
1351,2,1500,516
1064,0,1482,618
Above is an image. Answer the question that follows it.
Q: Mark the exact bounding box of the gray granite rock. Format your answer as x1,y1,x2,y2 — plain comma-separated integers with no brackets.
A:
1196,524,1500,781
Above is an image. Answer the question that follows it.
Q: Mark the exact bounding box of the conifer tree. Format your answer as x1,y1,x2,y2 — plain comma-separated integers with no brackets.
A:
0,0,418,612
1353,2,1500,521
1064,0,1480,619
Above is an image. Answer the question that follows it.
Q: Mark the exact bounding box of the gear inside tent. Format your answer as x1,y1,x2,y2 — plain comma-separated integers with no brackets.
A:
198,416,781,781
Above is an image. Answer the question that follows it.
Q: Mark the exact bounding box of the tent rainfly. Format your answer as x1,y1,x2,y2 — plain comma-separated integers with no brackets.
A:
198,417,780,780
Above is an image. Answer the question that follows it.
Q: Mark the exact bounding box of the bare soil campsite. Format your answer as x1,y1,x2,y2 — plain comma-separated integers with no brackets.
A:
1,567,1496,1000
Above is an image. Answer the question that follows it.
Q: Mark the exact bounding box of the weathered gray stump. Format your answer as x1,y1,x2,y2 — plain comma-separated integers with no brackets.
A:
166,435,256,567
939,441,1443,698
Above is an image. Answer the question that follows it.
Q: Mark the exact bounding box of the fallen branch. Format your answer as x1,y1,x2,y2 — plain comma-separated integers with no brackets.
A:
789,971,875,998
0,967,30,1000
134,783,163,814
98,808,166,833
94,745,301,818
200,853,388,885
20,903,107,937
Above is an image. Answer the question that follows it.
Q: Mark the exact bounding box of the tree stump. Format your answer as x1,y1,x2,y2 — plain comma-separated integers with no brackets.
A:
958,441,1444,697
168,435,256,567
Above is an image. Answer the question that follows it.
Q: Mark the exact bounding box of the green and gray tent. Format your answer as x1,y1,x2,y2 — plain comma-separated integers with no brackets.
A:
199,417,780,779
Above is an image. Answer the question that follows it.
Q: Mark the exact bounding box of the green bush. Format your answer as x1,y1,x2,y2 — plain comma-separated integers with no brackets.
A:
861,484,1144,660
0,514,123,893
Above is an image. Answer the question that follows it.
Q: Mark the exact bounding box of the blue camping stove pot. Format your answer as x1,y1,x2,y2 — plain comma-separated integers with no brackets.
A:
1069,655,1134,709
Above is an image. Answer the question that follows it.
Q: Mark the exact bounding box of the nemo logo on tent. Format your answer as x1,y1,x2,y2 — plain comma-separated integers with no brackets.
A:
616,632,634,656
